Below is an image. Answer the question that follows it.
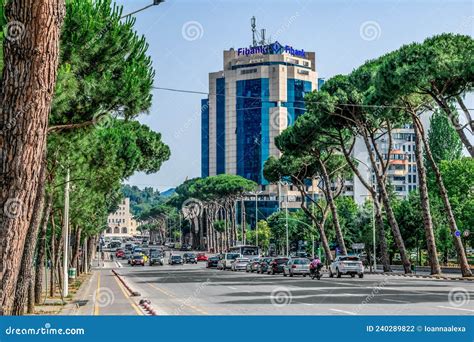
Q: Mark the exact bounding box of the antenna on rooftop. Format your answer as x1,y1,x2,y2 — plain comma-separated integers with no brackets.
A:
260,28,266,45
251,16,257,47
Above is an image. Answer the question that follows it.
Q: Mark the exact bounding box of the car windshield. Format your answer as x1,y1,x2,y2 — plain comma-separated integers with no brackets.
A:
172,256,181,259
133,255,143,260
275,258,288,264
188,254,196,257
237,258,249,262
209,257,219,261
293,258,310,264
228,253,240,259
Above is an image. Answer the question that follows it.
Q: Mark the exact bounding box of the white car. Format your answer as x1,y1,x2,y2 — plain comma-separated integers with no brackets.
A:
283,258,311,277
329,256,364,278
231,258,250,271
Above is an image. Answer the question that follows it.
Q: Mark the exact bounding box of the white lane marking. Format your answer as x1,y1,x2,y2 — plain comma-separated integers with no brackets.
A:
330,308,357,315
383,298,409,303
437,305,474,313
227,286,238,290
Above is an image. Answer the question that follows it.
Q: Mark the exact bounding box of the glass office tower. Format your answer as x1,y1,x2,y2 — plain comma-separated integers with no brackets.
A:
201,43,317,188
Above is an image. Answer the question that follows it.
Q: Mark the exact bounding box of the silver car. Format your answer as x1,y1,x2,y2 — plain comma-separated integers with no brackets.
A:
283,258,311,277
231,258,250,271
329,256,364,278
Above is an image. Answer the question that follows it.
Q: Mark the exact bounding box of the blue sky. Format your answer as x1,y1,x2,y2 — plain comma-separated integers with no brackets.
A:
117,0,473,192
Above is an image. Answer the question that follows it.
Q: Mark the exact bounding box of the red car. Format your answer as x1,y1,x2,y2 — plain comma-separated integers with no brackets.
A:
197,253,208,262
115,249,125,258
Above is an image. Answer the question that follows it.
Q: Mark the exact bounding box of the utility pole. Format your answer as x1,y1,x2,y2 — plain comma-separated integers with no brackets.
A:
62,168,70,298
255,192,258,248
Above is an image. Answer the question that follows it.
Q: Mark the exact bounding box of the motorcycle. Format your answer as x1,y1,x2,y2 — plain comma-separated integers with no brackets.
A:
310,263,323,280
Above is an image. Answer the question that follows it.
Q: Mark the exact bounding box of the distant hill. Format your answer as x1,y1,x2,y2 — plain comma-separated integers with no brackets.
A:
160,188,175,198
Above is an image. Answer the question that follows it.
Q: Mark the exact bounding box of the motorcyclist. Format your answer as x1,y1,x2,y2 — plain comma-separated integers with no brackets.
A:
309,257,322,277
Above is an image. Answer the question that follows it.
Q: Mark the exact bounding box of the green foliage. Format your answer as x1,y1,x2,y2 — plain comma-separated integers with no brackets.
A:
50,0,155,127
427,109,462,165
121,185,162,216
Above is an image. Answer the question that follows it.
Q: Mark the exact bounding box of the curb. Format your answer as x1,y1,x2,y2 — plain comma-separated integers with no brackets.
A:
139,299,158,316
368,272,474,281
111,269,141,296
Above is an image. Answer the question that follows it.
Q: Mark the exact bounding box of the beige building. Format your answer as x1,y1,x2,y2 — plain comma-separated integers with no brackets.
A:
104,198,138,238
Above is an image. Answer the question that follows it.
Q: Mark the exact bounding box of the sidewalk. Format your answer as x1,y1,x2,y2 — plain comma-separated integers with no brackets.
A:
61,259,144,315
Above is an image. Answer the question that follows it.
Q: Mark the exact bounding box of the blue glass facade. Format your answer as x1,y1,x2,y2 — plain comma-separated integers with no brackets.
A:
216,78,226,174
201,98,209,177
284,79,312,124
236,78,275,184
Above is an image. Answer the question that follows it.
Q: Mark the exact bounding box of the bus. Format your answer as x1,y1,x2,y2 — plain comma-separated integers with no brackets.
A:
228,245,260,258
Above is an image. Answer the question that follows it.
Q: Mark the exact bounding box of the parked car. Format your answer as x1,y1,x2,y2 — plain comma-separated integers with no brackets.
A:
267,257,289,274
115,249,125,258
231,258,250,271
197,253,208,262
217,253,240,270
183,253,197,264
257,257,274,274
124,250,132,260
131,255,145,266
168,255,183,265
180,244,192,251
207,256,220,268
246,258,261,272
329,255,364,278
283,258,311,277
149,252,164,266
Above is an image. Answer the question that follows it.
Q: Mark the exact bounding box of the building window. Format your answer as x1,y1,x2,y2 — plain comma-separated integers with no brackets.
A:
121,227,128,234
114,227,120,234
106,228,112,234
241,68,257,75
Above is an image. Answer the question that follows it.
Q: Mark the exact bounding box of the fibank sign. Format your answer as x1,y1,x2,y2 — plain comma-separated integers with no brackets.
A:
237,41,305,58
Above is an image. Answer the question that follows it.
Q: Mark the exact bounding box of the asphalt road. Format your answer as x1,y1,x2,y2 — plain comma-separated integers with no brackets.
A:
114,254,474,316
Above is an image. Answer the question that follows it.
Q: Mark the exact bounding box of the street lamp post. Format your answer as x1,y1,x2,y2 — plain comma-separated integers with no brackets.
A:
120,0,164,19
62,168,70,298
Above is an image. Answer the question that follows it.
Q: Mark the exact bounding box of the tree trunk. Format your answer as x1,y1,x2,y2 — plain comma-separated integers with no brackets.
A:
455,96,474,132
27,278,35,314
338,132,395,272
12,156,47,315
361,132,412,273
414,116,472,277
35,192,52,304
71,228,82,270
412,115,441,275
317,158,347,255
0,0,65,315
432,94,474,157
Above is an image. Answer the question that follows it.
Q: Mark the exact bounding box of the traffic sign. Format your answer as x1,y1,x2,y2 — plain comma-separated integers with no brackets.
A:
352,243,365,249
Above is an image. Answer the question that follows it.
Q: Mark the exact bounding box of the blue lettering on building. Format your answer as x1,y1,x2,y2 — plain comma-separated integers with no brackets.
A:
237,41,305,58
